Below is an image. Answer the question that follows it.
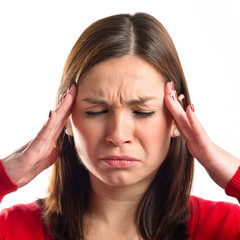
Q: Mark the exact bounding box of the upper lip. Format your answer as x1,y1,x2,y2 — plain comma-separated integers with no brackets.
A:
100,156,140,161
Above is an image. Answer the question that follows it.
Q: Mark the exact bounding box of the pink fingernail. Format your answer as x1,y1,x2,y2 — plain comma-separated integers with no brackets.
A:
66,82,73,94
169,91,177,100
169,93,174,100
190,104,195,112
63,82,73,100
68,82,73,92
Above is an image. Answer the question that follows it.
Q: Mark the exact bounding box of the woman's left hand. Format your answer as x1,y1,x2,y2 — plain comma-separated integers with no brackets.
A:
164,81,240,189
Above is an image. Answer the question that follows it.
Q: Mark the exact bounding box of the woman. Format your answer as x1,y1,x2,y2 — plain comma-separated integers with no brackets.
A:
0,13,240,240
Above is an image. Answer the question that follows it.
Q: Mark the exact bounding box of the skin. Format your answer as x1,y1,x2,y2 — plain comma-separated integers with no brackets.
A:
1,87,77,188
2,55,240,239
69,55,176,239
70,56,174,188
165,84,240,189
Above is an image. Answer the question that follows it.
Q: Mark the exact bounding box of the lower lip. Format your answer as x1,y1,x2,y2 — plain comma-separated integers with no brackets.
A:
101,159,139,168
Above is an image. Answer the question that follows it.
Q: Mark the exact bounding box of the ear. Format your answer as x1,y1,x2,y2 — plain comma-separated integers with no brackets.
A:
170,120,180,138
65,119,73,136
170,94,185,138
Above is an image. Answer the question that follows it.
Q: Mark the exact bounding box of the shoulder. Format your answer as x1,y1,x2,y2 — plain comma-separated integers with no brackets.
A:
0,201,51,239
1,201,41,222
188,196,240,239
190,195,239,213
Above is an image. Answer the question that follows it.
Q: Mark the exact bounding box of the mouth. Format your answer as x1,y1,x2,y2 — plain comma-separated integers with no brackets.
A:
100,156,141,168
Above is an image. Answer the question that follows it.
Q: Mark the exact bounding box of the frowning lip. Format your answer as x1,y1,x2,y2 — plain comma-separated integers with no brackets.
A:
100,156,141,168
100,156,140,161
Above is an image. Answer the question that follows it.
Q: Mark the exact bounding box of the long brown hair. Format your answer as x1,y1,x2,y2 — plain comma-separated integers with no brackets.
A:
42,13,194,240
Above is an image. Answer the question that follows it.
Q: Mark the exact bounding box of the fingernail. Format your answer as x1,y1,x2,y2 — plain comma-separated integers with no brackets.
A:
49,110,52,118
63,82,73,100
67,82,73,92
190,104,195,112
65,82,73,95
170,81,175,91
169,91,177,101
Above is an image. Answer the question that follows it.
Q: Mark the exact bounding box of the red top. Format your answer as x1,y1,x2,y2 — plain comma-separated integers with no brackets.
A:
0,160,240,240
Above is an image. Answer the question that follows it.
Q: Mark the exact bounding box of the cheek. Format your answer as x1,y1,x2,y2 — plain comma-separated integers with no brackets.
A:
138,111,172,142
136,111,172,160
71,115,104,155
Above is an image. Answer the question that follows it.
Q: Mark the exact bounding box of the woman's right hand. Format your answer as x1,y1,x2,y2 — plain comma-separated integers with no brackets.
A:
164,81,240,189
1,83,77,188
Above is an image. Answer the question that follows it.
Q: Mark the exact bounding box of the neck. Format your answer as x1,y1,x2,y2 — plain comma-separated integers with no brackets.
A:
83,173,155,239
87,173,153,225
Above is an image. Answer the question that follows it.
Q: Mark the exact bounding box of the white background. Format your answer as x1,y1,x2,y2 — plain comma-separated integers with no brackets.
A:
0,0,240,210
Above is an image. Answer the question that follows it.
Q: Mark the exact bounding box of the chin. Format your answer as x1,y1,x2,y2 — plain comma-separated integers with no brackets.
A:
101,173,139,186
102,178,139,187
91,170,156,188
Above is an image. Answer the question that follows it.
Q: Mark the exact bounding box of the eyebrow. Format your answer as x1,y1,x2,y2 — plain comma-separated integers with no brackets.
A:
82,97,157,105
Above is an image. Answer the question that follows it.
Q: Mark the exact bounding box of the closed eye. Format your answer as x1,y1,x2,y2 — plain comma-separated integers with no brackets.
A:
133,111,156,118
86,110,108,117
85,110,156,118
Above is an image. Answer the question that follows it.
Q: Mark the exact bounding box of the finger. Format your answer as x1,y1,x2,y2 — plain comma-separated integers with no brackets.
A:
55,83,77,116
164,82,193,141
26,110,58,155
39,83,77,147
48,83,77,143
186,104,210,146
24,83,77,159
54,83,77,131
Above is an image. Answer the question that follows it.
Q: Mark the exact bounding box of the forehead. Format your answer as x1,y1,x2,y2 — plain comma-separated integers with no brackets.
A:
78,55,165,101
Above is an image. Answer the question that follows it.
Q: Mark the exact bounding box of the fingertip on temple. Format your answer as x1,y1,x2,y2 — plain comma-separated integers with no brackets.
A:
164,81,174,95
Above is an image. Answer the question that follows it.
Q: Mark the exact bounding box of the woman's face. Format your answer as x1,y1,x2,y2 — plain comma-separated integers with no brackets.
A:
71,55,173,187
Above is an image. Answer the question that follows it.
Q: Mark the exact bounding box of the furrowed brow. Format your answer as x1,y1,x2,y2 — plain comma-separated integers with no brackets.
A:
127,97,157,105
82,96,157,105
82,97,107,105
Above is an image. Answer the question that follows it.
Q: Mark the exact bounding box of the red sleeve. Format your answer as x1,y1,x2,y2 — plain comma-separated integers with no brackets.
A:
0,202,52,239
0,160,18,203
225,166,240,203
188,196,240,239
187,167,240,239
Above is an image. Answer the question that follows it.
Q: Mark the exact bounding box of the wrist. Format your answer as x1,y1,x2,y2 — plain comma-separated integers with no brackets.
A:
200,143,240,189
1,156,22,187
0,159,18,201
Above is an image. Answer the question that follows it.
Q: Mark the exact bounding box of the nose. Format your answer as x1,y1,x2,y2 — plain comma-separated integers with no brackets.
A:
105,111,133,147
